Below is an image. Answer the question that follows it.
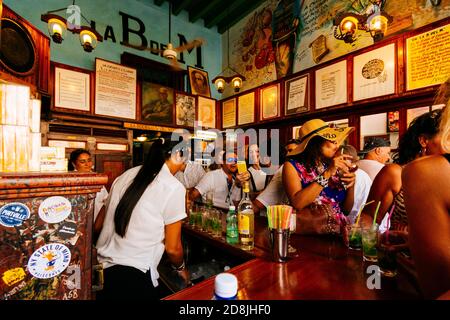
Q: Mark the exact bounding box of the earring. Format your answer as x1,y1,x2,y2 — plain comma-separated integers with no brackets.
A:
420,147,427,156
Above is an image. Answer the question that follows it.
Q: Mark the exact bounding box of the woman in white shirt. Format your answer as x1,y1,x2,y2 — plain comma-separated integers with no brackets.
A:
96,139,190,300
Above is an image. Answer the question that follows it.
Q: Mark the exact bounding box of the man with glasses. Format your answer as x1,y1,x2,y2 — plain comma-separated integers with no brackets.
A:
190,151,248,209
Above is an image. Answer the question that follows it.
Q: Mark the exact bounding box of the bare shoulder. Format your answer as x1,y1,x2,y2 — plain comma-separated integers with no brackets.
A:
403,155,450,181
375,163,402,186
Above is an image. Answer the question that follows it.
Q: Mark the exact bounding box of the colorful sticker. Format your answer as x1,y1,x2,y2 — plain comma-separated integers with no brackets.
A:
38,196,72,224
27,243,71,279
2,267,26,286
0,202,31,227
57,222,77,240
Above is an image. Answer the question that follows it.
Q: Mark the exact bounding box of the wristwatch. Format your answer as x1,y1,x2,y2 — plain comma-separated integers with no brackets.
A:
314,174,329,188
172,261,186,272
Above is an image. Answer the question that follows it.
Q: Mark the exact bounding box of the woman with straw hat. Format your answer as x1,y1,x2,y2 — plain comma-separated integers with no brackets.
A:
282,119,356,235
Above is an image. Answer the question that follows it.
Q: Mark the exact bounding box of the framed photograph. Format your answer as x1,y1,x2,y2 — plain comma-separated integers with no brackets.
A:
353,43,396,102
387,111,400,133
238,92,255,125
95,58,137,119
141,82,174,125
260,83,280,120
54,64,91,112
188,66,211,97
175,92,195,127
197,96,216,128
315,60,347,109
222,98,236,128
285,74,309,115
406,24,450,91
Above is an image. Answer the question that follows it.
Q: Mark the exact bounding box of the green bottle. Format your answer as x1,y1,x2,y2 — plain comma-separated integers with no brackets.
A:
226,205,238,245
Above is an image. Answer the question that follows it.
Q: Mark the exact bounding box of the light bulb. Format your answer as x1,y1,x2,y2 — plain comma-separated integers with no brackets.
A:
82,33,92,45
52,23,62,35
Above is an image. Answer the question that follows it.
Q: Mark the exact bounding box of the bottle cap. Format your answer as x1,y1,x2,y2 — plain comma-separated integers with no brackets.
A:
229,205,235,211
214,273,238,298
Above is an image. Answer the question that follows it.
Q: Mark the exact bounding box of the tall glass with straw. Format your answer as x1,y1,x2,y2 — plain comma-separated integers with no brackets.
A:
361,201,380,262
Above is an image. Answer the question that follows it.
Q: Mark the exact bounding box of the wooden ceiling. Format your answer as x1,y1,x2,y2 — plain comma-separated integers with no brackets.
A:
144,0,266,34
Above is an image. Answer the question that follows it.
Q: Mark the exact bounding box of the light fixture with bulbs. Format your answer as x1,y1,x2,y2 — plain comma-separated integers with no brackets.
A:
41,1,103,52
211,24,245,94
333,11,393,44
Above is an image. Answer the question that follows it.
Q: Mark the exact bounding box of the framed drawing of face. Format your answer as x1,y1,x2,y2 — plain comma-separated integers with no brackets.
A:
188,66,211,97
175,92,195,127
197,96,216,128
141,82,174,125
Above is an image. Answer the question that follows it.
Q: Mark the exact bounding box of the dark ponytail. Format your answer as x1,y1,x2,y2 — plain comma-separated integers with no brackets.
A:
114,138,180,237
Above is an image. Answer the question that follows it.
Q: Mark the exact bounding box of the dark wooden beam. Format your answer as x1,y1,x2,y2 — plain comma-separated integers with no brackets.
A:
189,0,222,23
217,0,266,34
204,0,246,29
153,0,165,6
172,0,193,16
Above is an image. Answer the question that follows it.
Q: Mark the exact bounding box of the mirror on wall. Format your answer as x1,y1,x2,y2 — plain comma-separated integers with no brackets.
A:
360,112,399,156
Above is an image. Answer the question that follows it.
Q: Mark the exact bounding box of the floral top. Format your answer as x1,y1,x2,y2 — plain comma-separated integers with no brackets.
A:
288,159,347,215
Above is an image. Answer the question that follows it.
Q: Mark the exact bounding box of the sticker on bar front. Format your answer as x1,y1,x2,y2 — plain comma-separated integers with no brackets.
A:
38,196,72,223
2,267,26,286
27,243,71,279
0,202,31,227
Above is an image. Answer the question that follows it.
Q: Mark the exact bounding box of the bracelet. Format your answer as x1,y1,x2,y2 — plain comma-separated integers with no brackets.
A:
314,174,329,188
172,261,186,271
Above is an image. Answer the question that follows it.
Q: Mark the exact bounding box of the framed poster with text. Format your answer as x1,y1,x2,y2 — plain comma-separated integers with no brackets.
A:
315,60,347,109
406,24,450,91
54,65,91,112
197,96,216,128
260,84,280,120
237,92,255,125
95,58,137,119
353,43,396,101
285,74,309,115
222,98,236,128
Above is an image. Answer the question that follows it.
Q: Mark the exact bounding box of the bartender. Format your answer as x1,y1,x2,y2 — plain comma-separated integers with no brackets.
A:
190,151,249,209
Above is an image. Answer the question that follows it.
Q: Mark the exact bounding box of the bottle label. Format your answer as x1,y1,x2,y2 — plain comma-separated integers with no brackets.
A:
238,214,250,234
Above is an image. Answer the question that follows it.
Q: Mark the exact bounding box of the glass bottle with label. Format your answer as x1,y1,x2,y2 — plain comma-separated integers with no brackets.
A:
238,181,254,250
226,205,238,244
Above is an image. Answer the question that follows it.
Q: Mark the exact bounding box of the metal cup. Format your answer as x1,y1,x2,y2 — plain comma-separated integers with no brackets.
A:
269,228,290,263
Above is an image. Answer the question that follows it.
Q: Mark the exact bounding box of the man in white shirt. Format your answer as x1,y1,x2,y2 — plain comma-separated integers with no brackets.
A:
190,151,245,209
248,144,271,194
175,160,206,189
357,137,391,181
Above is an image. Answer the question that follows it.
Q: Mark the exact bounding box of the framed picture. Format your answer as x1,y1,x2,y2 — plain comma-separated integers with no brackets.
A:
222,98,236,128
175,92,195,127
407,106,430,128
237,92,255,125
353,43,396,101
285,74,309,115
197,96,216,128
95,58,137,119
188,66,211,97
315,60,347,109
54,63,91,113
260,83,280,120
141,82,174,125
387,111,399,133
406,24,450,91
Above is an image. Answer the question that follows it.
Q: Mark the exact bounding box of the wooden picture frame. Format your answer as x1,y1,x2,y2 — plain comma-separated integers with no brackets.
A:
175,92,196,127
52,62,92,113
406,24,450,91
141,82,174,125
315,60,347,109
94,58,137,120
222,97,236,129
353,43,396,102
285,74,309,115
197,96,216,128
237,91,255,125
260,83,280,120
188,66,211,97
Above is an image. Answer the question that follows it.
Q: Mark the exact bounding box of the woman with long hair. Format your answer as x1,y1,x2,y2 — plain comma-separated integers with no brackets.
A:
362,109,443,232
96,138,190,300
402,79,450,299
282,119,356,235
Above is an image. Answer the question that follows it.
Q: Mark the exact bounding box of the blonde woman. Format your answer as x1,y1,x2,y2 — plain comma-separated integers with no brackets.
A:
402,79,450,299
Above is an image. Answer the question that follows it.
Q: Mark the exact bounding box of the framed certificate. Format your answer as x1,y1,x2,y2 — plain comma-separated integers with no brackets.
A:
237,92,255,125
315,60,347,109
353,43,396,101
260,83,280,120
285,74,309,115
197,96,216,128
222,98,236,128
53,64,91,112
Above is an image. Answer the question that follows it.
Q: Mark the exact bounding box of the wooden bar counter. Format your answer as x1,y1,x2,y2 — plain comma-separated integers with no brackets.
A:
165,216,421,300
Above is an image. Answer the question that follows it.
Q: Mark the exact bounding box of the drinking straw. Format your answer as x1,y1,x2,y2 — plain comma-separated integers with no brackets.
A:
267,206,272,229
385,204,395,244
372,201,381,227
352,200,375,238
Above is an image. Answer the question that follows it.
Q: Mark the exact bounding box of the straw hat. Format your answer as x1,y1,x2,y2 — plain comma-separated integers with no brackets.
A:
288,119,354,156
